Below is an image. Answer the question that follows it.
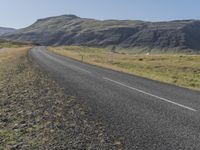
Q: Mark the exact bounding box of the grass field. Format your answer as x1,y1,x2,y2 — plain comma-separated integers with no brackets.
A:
0,40,30,49
49,46,200,91
0,46,30,86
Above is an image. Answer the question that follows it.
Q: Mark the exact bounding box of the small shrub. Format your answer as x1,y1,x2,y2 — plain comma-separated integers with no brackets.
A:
138,58,143,61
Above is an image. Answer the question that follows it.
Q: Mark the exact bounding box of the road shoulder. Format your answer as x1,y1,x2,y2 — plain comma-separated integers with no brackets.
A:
0,48,123,149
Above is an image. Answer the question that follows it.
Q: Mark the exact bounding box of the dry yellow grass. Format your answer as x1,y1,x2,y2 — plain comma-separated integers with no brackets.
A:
0,47,30,64
49,46,200,91
0,46,31,85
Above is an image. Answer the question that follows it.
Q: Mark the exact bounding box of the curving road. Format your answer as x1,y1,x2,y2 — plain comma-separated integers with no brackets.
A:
30,46,200,150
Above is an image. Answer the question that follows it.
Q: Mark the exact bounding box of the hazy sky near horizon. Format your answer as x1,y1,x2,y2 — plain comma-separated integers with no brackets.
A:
0,0,200,28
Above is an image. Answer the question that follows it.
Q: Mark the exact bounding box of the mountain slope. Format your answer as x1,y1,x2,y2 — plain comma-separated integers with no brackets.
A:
0,27,16,36
2,15,200,52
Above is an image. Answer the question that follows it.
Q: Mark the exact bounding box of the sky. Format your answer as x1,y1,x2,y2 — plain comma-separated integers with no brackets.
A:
0,0,200,29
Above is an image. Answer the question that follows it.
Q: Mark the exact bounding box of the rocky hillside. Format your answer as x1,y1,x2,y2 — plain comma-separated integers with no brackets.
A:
1,15,200,52
0,27,16,36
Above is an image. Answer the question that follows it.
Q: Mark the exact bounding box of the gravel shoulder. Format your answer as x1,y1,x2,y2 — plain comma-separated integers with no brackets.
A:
0,48,123,149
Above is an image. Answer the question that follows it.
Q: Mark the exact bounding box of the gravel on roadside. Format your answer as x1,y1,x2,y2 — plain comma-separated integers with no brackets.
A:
0,51,123,149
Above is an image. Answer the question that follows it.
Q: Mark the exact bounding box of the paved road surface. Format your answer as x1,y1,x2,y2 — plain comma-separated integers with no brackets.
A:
30,46,200,150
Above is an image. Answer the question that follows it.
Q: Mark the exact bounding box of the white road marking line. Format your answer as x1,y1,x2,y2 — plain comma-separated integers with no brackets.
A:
103,77,197,112
39,49,91,74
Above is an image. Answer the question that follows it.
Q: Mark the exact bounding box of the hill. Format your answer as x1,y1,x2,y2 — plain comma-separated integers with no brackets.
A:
0,27,16,36
1,15,200,53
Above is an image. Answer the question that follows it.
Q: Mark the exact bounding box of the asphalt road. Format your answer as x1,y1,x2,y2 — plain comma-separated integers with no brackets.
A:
30,46,200,150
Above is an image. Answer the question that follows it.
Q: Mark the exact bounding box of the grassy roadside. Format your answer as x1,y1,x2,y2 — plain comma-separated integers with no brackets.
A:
49,46,200,91
0,40,31,49
0,47,123,149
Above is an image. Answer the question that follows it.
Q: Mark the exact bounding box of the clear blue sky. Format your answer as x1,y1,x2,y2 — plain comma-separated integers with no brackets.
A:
0,0,200,29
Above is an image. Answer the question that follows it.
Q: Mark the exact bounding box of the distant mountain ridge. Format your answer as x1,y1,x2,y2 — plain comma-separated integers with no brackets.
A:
0,27,16,36
1,15,200,52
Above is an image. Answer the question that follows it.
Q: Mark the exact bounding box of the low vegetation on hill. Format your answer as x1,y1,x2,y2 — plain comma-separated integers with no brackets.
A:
49,46,200,91
0,46,123,149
